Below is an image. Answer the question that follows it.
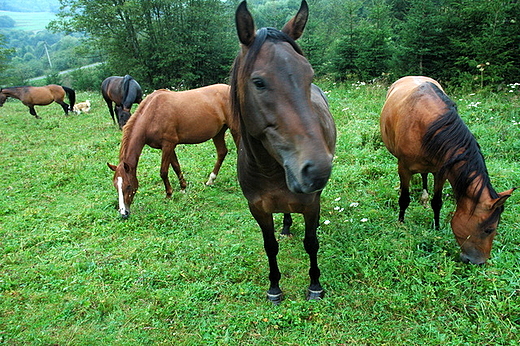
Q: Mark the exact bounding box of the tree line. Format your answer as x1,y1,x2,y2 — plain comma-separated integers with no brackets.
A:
2,0,519,90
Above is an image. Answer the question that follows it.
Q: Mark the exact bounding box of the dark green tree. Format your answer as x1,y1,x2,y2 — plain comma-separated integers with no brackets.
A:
50,0,236,89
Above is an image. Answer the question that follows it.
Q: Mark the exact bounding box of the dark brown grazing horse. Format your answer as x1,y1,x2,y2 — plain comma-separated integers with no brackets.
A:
0,85,75,118
231,0,336,303
101,75,143,129
380,76,515,265
108,84,238,219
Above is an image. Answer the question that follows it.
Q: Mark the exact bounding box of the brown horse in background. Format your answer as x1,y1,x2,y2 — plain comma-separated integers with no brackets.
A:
108,84,238,219
0,85,75,118
380,76,514,265
101,75,143,129
231,0,336,303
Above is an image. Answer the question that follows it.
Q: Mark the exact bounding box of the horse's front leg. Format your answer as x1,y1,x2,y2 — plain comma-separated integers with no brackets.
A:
303,204,324,300
431,173,445,230
28,105,40,119
159,145,176,197
206,128,228,185
249,204,282,304
165,146,186,193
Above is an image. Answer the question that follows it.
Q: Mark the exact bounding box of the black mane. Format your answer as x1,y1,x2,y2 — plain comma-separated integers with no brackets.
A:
422,82,498,204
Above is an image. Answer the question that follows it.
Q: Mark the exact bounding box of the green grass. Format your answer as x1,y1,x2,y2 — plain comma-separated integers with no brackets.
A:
0,83,519,345
0,10,56,31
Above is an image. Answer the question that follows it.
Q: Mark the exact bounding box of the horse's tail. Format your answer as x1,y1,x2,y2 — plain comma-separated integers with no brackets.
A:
122,75,141,109
122,75,132,108
62,86,76,111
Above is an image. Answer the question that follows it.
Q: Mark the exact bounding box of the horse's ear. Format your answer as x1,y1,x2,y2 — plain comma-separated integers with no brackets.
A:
235,1,256,46
488,187,516,210
281,0,309,40
107,163,117,171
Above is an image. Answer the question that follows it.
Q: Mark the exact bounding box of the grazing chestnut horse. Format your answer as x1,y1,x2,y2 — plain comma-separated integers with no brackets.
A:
101,75,143,129
108,84,238,219
0,84,75,118
380,76,514,265
231,0,336,303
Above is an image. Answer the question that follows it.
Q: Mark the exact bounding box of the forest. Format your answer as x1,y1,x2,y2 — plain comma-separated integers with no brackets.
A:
0,0,519,90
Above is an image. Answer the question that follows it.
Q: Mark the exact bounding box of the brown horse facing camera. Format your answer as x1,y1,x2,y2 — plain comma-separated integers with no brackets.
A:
380,76,515,265
108,84,238,219
231,0,336,303
0,84,75,118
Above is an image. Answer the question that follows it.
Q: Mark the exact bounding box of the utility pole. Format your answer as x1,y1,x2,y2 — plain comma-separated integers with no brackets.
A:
43,42,52,69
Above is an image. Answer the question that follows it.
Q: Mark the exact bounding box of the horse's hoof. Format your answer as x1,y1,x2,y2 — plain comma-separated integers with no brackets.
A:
267,291,283,305
306,289,324,301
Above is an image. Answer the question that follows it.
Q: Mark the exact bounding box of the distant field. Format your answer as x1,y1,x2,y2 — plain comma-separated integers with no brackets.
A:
0,10,56,31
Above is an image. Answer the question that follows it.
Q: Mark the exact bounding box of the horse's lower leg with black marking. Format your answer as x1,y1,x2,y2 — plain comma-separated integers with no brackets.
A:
28,105,40,119
304,208,324,300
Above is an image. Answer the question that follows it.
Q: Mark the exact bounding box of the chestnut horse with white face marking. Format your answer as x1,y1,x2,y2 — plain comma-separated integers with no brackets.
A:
0,85,75,118
231,0,336,303
380,76,514,265
108,84,238,219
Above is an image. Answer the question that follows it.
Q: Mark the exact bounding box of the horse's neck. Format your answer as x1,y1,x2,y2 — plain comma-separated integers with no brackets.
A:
120,128,146,167
448,169,492,207
4,88,22,97
239,130,281,172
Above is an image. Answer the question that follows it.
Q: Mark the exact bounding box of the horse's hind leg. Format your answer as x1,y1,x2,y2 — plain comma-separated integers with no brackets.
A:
57,101,70,115
205,127,228,185
28,105,40,119
250,205,282,304
281,213,293,236
397,163,412,222
420,173,429,207
303,205,324,301
431,173,445,230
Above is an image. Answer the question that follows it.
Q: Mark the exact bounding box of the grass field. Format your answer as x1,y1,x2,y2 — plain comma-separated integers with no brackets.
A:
0,82,519,345
0,10,56,31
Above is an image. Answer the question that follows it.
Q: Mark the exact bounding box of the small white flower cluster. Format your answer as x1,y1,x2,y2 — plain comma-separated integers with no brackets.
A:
323,197,368,225
468,101,482,108
508,83,520,93
352,81,366,90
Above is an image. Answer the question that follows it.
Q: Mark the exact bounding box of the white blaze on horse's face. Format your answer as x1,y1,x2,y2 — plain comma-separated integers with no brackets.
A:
116,176,130,218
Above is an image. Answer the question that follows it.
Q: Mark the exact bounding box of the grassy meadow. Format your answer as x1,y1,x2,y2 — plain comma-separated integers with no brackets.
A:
0,81,519,345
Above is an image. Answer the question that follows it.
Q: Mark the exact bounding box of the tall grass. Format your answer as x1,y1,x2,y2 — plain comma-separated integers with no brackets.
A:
0,83,519,345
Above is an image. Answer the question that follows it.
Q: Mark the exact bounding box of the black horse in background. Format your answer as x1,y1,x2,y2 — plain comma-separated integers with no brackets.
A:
101,75,143,129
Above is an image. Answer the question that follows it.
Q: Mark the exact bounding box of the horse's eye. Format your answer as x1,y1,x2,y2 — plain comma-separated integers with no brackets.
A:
252,78,266,90
484,228,495,235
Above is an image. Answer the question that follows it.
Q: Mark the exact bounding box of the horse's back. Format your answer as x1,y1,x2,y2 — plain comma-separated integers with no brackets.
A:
131,85,231,145
380,76,448,168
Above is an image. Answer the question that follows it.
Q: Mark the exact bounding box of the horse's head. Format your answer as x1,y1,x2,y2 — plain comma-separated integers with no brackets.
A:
108,162,139,218
0,91,6,106
451,187,515,264
232,0,335,194
116,106,131,129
